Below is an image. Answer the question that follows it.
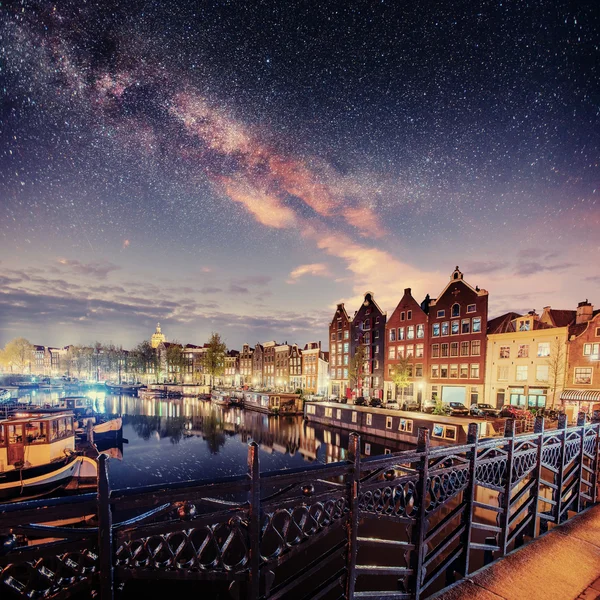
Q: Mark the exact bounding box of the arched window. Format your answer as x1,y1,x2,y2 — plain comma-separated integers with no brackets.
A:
452,303,460,317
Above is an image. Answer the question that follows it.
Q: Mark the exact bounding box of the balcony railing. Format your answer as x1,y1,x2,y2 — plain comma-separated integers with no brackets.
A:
0,413,598,599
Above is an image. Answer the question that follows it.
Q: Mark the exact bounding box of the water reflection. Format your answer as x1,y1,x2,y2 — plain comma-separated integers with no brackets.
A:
14,390,413,489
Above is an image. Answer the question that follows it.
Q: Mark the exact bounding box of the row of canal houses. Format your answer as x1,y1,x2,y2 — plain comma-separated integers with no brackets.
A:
329,266,600,415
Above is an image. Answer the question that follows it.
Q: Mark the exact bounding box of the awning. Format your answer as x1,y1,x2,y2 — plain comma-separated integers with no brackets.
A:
560,389,600,402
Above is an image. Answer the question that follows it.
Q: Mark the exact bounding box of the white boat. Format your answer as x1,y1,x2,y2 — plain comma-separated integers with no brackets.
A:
105,382,144,395
0,412,98,502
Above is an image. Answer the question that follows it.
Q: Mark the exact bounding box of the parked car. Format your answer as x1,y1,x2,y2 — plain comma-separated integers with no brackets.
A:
355,396,368,406
401,399,420,412
422,398,438,414
500,405,529,419
446,402,469,417
385,401,400,410
370,397,383,408
470,403,500,418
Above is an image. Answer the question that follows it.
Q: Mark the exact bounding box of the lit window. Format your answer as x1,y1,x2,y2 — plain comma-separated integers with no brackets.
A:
450,342,459,357
406,345,414,358
537,342,550,357
386,416,393,430
388,346,396,360
407,326,415,340
536,365,549,382
450,364,458,378
471,364,480,379
516,365,528,381
389,329,396,341
583,343,600,357
471,340,481,356
352,411,357,423
416,344,424,358
416,324,424,338
461,341,469,356
442,322,449,336
336,409,342,419
431,365,440,378
472,318,482,333
366,414,372,426
398,327,405,340
575,368,592,385
451,320,460,335
441,343,449,357
432,344,440,358
432,324,440,337
497,366,509,380
440,365,449,378
460,364,469,378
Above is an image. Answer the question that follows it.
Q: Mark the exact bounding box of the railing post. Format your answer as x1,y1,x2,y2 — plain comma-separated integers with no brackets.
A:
413,427,430,600
576,412,587,513
529,416,545,539
459,422,479,577
593,424,600,504
498,419,515,556
554,414,568,524
97,454,114,600
346,433,360,600
247,441,261,600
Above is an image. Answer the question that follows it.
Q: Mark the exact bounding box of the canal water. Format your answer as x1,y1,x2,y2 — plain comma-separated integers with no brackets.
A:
10,389,414,490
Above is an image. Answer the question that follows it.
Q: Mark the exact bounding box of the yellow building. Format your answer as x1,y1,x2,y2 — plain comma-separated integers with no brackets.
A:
485,311,568,410
151,323,166,349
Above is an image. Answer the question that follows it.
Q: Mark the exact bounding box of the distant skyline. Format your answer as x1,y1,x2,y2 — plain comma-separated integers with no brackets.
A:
1,1,598,350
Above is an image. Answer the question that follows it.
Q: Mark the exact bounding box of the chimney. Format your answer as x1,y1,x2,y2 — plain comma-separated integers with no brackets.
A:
576,300,594,325
404,287,411,295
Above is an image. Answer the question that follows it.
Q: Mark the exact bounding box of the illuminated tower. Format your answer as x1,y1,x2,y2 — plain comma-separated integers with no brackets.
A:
151,323,166,348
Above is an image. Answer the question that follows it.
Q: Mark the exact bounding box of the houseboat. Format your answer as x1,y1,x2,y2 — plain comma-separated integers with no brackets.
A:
243,392,303,415
105,382,144,395
0,390,11,402
304,402,500,446
211,390,232,406
0,412,98,501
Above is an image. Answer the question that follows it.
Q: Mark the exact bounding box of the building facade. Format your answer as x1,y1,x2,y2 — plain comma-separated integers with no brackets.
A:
485,311,568,410
224,350,240,387
561,301,600,415
262,341,277,388
351,292,386,399
151,323,166,349
328,304,352,398
302,342,329,397
274,344,291,391
427,267,488,406
384,288,429,405
239,344,253,386
252,343,263,387
289,344,303,391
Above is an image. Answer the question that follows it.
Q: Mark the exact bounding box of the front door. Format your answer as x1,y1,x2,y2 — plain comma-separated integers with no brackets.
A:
7,424,24,465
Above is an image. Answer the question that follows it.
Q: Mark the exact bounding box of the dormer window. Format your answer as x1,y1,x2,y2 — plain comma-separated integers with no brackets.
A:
452,303,460,317
518,320,530,331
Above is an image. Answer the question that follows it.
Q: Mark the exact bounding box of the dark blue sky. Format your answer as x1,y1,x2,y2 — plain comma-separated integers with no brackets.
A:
1,0,598,350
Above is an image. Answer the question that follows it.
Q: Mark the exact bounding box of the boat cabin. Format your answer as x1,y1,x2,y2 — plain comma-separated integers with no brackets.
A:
243,392,303,415
0,413,76,471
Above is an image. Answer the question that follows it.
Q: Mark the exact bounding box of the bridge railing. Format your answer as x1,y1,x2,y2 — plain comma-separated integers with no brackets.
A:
0,414,598,600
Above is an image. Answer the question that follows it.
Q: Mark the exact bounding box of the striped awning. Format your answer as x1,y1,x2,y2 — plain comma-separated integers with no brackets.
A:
560,389,600,402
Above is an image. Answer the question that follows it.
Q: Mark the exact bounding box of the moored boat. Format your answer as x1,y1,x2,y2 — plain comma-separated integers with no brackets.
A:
0,412,98,502
105,382,144,395
243,392,303,415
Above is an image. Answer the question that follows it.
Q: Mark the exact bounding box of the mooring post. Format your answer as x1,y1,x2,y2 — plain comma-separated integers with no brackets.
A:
345,433,360,600
498,419,515,556
459,422,479,577
554,414,568,524
97,453,114,600
529,416,545,539
247,441,261,600
413,427,430,600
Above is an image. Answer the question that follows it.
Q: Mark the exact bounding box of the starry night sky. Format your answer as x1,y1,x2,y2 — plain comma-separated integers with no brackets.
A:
1,0,598,350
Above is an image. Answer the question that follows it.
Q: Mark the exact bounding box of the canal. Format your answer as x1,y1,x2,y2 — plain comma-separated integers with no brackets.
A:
9,389,414,491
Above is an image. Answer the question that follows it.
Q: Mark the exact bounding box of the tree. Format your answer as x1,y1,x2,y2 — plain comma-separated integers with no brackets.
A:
202,333,227,389
547,337,567,409
2,337,34,374
391,355,412,406
131,341,159,384
348,345,366,399
165,341,186,383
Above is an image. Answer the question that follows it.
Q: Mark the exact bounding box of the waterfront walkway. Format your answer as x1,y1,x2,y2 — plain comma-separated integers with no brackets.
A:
432,504,600,600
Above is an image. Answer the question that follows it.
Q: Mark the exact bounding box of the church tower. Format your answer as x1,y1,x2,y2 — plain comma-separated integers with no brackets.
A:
151,323,166,348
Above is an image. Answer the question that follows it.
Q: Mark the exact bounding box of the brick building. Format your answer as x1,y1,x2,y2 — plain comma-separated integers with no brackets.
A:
275,344,291,391
561,300,600,415
224,350,240,387
427,267,488,406
289,344,303,391
384,288,429,406
351,292,386,399
302,342,329,397
328,304,352,398
262,341,277,388
239,344,253,386
252,343,263,387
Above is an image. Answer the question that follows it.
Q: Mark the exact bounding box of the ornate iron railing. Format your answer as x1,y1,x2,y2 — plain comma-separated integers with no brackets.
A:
1,414,598,599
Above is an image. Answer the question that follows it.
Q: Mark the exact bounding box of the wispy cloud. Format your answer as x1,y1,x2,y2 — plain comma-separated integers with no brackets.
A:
57,259,121,280
287,263,332,284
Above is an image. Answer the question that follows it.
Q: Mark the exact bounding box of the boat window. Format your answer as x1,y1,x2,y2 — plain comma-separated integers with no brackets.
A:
399,418,413,433
336,409,342,419
8,425,22,444
50,420,59,441
0,425,4,446
58,418,67,438
432,423,457,440
386,416,393,430
26,421,47,444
